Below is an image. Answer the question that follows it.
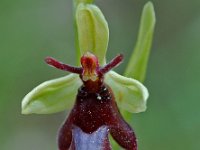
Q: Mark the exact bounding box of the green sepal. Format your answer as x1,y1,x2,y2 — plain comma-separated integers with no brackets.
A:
124,1,156,82
76,3,109,65
105,71,149,113
21,74,82,114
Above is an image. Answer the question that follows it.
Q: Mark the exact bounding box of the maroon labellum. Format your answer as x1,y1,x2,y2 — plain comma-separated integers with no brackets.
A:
45,52,137,150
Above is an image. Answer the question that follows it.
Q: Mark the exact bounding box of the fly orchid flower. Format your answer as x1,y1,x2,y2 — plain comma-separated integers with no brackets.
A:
45,52,137,150
22,0,155,150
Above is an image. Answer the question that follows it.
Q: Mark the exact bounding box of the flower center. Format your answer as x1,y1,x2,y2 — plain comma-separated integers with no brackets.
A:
81,52,99,82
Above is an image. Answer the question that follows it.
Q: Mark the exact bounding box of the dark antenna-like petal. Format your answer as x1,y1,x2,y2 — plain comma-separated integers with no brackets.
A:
99,54,124,74
45,57,83,74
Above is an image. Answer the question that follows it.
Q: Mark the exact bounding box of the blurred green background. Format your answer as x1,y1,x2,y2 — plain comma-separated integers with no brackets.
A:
0,0,200,149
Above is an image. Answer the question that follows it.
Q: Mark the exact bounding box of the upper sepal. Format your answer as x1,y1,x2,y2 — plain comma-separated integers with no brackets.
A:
76,3,109,65
105,71,149,113
21,74,82,114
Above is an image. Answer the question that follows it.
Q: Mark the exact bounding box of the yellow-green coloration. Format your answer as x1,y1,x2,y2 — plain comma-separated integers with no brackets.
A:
106,71,149,113
125,2,156,82
22,71,148,114
76,3,109,65
21,0,154,117
121,0,156,124
21,1,156,149
22,74,81,114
